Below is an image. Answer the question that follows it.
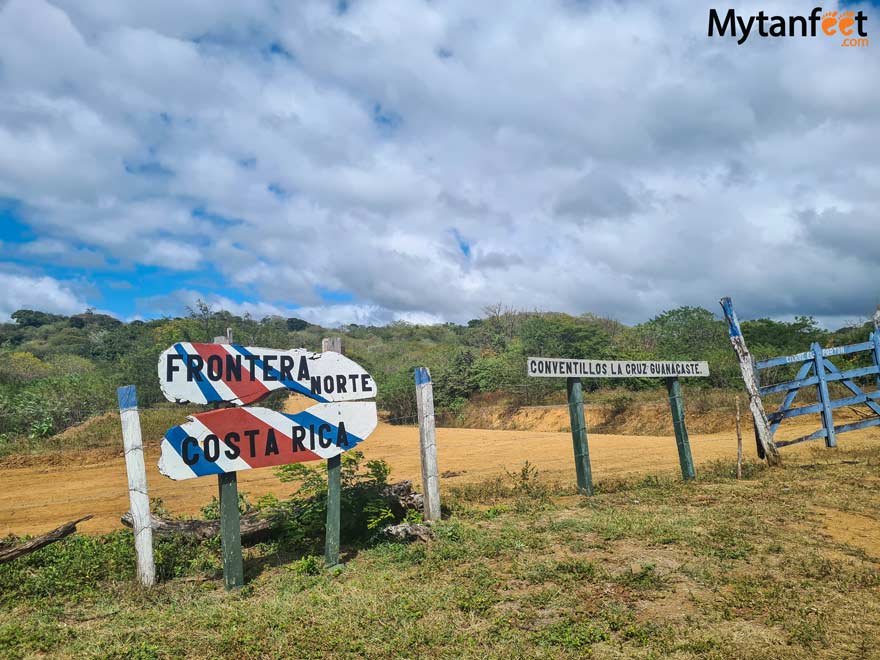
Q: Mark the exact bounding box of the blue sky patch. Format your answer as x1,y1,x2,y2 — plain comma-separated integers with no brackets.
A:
451,228,471,258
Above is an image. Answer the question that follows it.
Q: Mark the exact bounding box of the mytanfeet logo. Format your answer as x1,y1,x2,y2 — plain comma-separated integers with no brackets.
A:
709,7,869,46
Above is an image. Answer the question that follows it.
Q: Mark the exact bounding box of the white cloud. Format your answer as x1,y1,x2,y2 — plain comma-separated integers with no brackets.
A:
0,271,88,320
0,0,877,325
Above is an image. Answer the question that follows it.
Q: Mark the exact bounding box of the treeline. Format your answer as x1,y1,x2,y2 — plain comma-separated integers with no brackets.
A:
0,303,874,441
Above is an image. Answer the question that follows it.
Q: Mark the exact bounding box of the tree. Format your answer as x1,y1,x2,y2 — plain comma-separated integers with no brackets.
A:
286,317,309,332
636,307,727,360
519,313,610,360
11,310,64,327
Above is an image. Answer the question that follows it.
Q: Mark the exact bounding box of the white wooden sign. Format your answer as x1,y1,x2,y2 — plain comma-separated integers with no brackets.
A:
159,402,378,480
527,357,710,378
158,343,376,405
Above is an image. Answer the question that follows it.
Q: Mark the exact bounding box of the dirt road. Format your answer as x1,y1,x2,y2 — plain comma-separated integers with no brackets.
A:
3,420,879,536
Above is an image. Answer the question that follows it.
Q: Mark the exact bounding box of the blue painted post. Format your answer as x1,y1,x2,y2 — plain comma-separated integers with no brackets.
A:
117,385,155,587
719,297,780,465
811,342,837,448
414,368,441,521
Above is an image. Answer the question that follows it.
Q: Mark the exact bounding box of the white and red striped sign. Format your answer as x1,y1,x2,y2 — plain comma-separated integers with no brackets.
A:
158,343,376,406
158,402,378,480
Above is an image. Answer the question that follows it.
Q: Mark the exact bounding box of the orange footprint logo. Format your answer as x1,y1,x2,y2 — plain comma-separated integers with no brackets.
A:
838,10,856,36
822,10,838,35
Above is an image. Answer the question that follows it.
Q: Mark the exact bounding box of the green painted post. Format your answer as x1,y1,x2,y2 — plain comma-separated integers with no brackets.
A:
218,472,244,590
325,454,342,568
566,377,594,496
666,377,696,481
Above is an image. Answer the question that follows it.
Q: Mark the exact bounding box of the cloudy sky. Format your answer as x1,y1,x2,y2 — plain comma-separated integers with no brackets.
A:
0,0,877,327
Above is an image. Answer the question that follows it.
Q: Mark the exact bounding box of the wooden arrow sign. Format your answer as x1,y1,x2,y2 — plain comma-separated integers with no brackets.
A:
158,402,378,480
158,343,376,405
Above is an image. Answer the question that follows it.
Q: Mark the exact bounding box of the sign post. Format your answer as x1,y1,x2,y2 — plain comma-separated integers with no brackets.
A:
566,377,593,495
665,377,695,481
528,357,710,488
324,453,342,568
213,333,244,589
323,336,343,569
218,472,244,589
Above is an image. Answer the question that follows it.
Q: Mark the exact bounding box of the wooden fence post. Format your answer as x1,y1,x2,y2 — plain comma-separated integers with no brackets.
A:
323,337,343,568
414,367,441,521
213,333,244,590
665,377,696,481
117,385,155,587
719,297,781,466
566,377,594,496
735,396,743,480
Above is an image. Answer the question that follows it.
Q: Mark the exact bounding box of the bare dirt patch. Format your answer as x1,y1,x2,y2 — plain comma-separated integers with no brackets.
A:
813,507,880,559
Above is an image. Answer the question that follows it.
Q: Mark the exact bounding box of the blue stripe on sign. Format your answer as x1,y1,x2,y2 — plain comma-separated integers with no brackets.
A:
285,410,365,449
233,345,329,403
164,424,225,477
173,343,222,403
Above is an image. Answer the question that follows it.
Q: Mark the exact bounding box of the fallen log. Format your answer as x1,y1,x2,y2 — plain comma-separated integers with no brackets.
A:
121,480,425,540
0,515,94,564
121,510,277,541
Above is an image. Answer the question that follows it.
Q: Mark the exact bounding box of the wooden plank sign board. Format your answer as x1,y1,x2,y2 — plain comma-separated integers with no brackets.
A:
158,343,376,406
528,358,710,379
159,402,377,480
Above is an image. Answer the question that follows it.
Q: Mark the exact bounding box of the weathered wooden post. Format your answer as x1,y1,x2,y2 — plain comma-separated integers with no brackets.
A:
213,333,244,590
665,377,695,481
566,377,594,496
719,297,781,466
735,396,743,480
117,385,155,587
323,336,343,568
414,367,441,521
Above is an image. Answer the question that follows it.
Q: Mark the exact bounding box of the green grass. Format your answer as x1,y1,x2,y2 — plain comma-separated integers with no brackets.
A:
3,449,880,658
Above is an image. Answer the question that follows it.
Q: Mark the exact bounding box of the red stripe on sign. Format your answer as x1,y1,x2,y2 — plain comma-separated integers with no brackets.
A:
191,343,271,405
194,407,323,468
